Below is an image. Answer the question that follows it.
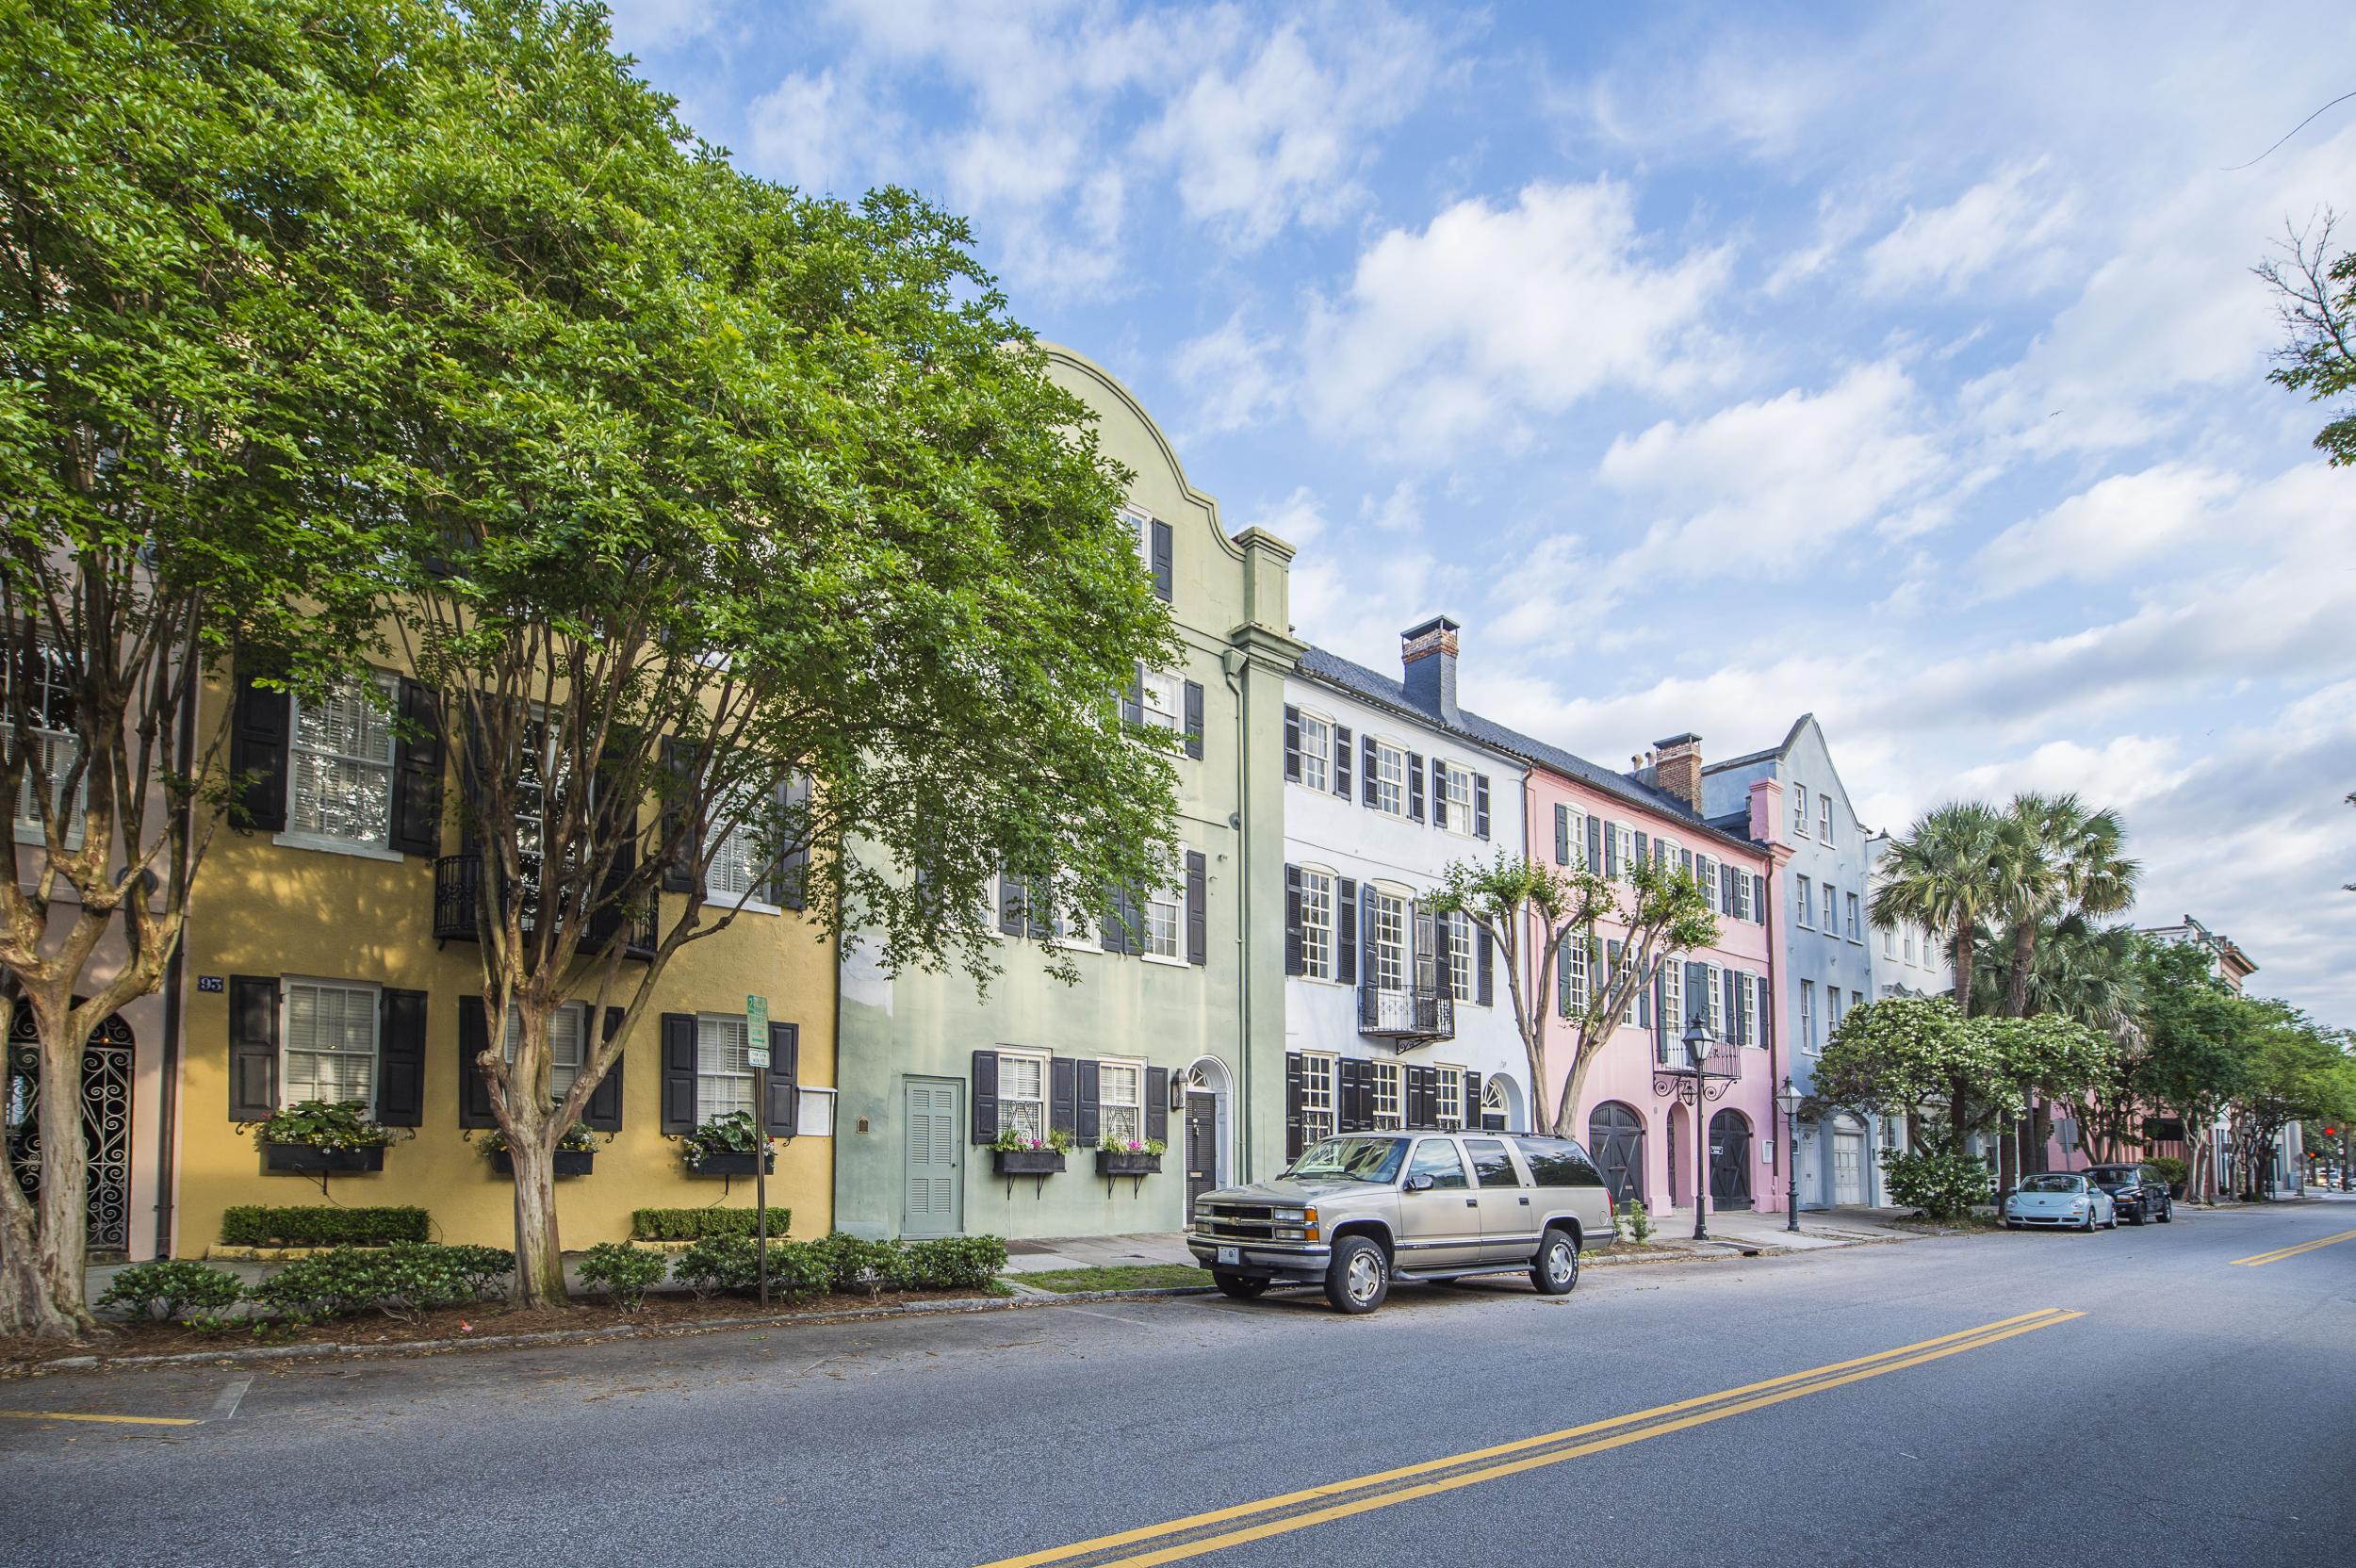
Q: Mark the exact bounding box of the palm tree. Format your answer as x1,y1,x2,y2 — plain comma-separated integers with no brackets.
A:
1992,794,2140,1019
1868,802,2004,1012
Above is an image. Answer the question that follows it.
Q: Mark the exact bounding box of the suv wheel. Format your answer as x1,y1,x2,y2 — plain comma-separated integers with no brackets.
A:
1213,1271,1268,1299
1531,1230,1579,1296
1324,1235,1390,1315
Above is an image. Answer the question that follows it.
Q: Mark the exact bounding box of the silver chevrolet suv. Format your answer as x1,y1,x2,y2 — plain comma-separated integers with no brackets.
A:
1186,1132,1613,1314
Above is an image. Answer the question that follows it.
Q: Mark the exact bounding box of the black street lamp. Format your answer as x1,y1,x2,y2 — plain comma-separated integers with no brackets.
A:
1682,1016,1711,1242
1775,1077,1802,1233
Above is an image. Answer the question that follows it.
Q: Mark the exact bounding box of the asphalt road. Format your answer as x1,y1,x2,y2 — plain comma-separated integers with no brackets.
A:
4,1199,2352,1567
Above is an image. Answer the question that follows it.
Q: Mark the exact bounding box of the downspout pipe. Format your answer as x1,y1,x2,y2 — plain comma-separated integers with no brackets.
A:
1222,647,1249,1180
154,633,198,1260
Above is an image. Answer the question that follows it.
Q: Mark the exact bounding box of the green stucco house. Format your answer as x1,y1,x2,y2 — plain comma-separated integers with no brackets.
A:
832,345,1301,1241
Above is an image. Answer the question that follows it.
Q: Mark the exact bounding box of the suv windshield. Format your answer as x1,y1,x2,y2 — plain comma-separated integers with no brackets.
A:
2021,1174,2084,1194
1286,1136,1409,1184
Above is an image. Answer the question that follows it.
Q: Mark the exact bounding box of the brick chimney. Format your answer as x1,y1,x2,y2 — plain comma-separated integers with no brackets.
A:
1400,615,1461,725
1654,732,1703,813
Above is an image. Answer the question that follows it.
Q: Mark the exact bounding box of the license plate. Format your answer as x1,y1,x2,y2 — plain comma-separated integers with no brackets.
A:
1216,1246,1239,1266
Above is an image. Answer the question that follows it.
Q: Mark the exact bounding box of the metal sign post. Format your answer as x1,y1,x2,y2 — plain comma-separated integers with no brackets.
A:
746,993,771,1307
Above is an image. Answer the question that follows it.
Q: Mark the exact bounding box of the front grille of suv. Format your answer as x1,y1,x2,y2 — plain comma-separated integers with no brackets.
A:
1190,1201,1279,1241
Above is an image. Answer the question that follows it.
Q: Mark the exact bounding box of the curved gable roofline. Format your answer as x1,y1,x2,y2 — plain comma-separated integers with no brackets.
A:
1041,342,1252,567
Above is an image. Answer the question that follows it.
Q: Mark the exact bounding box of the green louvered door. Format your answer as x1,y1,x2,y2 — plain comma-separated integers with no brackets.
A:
902,1077,963,1238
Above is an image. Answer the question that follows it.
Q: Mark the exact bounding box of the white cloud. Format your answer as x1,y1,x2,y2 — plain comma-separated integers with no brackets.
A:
1172,311,1286,440
1973,462,2240,593
1861,161,2074,296
1360,480,1422,535
1301,179,1732,458
746,68,895,196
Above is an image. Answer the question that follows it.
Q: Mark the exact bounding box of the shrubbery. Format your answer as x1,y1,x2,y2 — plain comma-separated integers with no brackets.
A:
1880,1151,1993,1221
221,1205,431,1248
904,1235,1008,1291
576,1242,667,1310
252,1243,515,1322
668,1231,1008,1299
630,1207,782,1241
96,1261,246,1321
2145,1155,2188,1191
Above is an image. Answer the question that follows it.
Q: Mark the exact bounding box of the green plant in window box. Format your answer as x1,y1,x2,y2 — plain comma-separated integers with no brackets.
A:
241,1100,404,1174
472,1113,606,1175
1095,1133,1164,1177
672,1110,776,1174
1096,1135,1167,1156
990,1127,1074,1153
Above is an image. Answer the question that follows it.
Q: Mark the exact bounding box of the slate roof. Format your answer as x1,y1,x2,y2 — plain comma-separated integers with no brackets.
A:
1701,712,1815,775
1296,645,1768,858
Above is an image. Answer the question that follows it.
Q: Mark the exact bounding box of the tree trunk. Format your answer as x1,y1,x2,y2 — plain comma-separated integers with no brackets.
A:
1546,1036,1602,1140
0,1006,98,1338
507,1134,565,1307
2004,921,2036,1019
1951,928,1975,1015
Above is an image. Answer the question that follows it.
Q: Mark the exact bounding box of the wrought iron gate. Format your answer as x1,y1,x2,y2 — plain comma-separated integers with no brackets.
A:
5,1011,135,1253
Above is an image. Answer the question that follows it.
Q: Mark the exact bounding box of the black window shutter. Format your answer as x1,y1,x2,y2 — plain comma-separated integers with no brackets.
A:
1430,758,1447,829
1408,754,1425,822
659,737,697,894
1284,1052,1304,1161
1075,1058,1101,1144
1151,518,1173,602
661,1013,698,1134
1474,775,1491,841
1024,876,1052,941
1464,1070,1482,1130
228,674,290,833
376,988,427,1127
584,1007,626,1131
1416,1066,1439,1129
1558,939,1573,1016
1361,734,1378,807
388,678,443,857
764,1023,800,1137
1477,930,1495,1006
1685,961,1709,1033
767,774,810,911
1633,829,1648,868
999,871,1024,937
1753,874,1768,922
1359,882,1379,988
227,975,279,1120
1603,822,1619,879
1283,705,1301,781
1758,976,1775,1050
1587,815,1603,871
1555,804,1570,864
1346,1058,1373,1132
1183,680,1203,760
1120,666,1144,727
1145,1067,1170,1146
970,1048,999,1144
1721,863,1738,910
1050,1057,1076,1139
1336,1058,1359,1133
457,997,497,1129
1335,877,1359,985
1186,849,1207,966
1724,969,1739,1036
1284,865,1305,976
1680,848,1693,877
1638,968,1651,1030
1333,726,1352,798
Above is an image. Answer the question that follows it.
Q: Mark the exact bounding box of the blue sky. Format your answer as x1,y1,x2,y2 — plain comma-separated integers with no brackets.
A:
610,0,2356,1021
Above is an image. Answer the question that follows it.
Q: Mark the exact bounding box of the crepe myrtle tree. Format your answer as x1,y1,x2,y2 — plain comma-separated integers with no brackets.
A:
0,0,389,1337
370,3,1178,1306
1815,998,2116,1165
1432,849,1717,1139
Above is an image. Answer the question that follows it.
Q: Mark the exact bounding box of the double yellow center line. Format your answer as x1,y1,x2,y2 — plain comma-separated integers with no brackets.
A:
2231,1228,2356,1266
980,1307,2084,1568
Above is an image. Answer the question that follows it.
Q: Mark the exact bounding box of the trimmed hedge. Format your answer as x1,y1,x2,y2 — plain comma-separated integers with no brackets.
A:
97,1260,246,1321
252,1242,514,1321
630,1207,785,1241
221,1205,430,1248
669,1230,1007,1299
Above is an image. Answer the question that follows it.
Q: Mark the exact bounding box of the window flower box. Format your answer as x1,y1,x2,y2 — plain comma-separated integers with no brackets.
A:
993,1148,1066,1176
265,1143,385,1175
686,1149,775,1178
491,1149,596,1178
1095,1150,1161,1178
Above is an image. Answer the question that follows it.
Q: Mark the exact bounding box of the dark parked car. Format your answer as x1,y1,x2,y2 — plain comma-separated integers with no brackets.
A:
2085,1163,2174,1225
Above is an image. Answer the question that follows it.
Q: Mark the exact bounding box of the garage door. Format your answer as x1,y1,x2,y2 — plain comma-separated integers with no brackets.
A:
1833,1131,1866,1207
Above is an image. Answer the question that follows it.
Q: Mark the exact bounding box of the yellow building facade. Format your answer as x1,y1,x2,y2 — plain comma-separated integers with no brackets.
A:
169,660,836,1255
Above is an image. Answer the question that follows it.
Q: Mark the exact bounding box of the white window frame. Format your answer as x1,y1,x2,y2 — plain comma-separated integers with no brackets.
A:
1801,980,1817,1054
1139,667,1184,735
695,1012,758,1125
1370,888,1408,991
6,639,86,848
1696,853,1720,912
1299,867,1336,982
281,976,381,1114
1370,1060,1404,1131
1099,1055,1146,1146
1612,823,1637,884
1300,1052,1337,1145
1122,503,1153,576
1372,741,1408,817
1296,710,1332,793
1846,892,1860,941
1732,869,1753,923
1703,962,1725,1040
1797,876,1813,927
704,776,783,915
1612,940,1636,1025
1562,936,1591,1012
1445,910,1475,1002
1737,973,1758,1048
1141,876,1186,965
1656,837,1679,876
1905,926,1917,964
1820,794,1834,844
280,669,401,860
1438,760,1474,836
1792,783,1808,833
1884,925,1897,960
996,1047,1050,1143
504,999,588,1099
1435,1064,1466,1132
1661,956,1684,1035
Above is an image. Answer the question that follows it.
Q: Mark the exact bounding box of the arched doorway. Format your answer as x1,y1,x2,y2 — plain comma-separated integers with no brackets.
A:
1586,1102,1646,1210
1710,1109,1754,1211
1828,1112,1869,1206
6,1009,134,1253
1180,1055,1233,1222
1481,1074,1523,1134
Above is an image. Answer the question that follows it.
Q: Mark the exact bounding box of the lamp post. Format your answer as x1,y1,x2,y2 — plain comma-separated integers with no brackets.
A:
1683,1017,1711,1242
1776,1077,1802,1233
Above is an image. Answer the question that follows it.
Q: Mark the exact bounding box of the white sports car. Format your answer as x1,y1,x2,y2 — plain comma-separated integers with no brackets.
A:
2004,1172,2117,1231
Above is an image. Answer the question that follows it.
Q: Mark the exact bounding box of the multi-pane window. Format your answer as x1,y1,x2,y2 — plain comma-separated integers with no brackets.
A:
504,1001,586,1099
1435,1065,1465,1131
1884,925,1897,959
706,780,765,903
1827,988,1844,1030
1792,783,1809,833
1142,881,1183,961
1445,911,1475,1002
1439,761,1473,834
1373,743,1407,816
1801,981,1817,1053
283,979,378,1111
1300,1053,1336,1145
1100,1058,1144,1145
1370,1060,1404,1130
1562,937,1591,1012
1611,940,1636,1025
1846,892,1860,940
997,1050,1048,1142
1703,963,1725,1040
1370,890,1407,990
1300,869,1335,981
1298,712,1331,792
1820,794,1834,843
1562,805,1588,867
1613,824,1637,882
287,673,396,847
1905,927,1917,963
1656,838,1679,875
696,1013,757,1122
6,641,83,841
1696,853,1720,911
1661,956,1683,1038
1737,975,1757,1047
1797,876,1814,926
1852,989,1864,1013
1732,870,1753,922
1139,668,1183,733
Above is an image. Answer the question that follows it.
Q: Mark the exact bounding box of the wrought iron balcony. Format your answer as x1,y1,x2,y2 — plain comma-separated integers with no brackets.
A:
1654,1027,1743,1080
1358,983,1454,1047
432,854,654,958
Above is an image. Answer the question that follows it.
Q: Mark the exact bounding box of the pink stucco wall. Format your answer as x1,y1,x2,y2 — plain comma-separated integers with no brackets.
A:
1520,769,1790,1217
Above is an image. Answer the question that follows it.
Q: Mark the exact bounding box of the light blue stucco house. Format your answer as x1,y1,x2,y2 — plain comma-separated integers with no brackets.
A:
1702,716,1886,1209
